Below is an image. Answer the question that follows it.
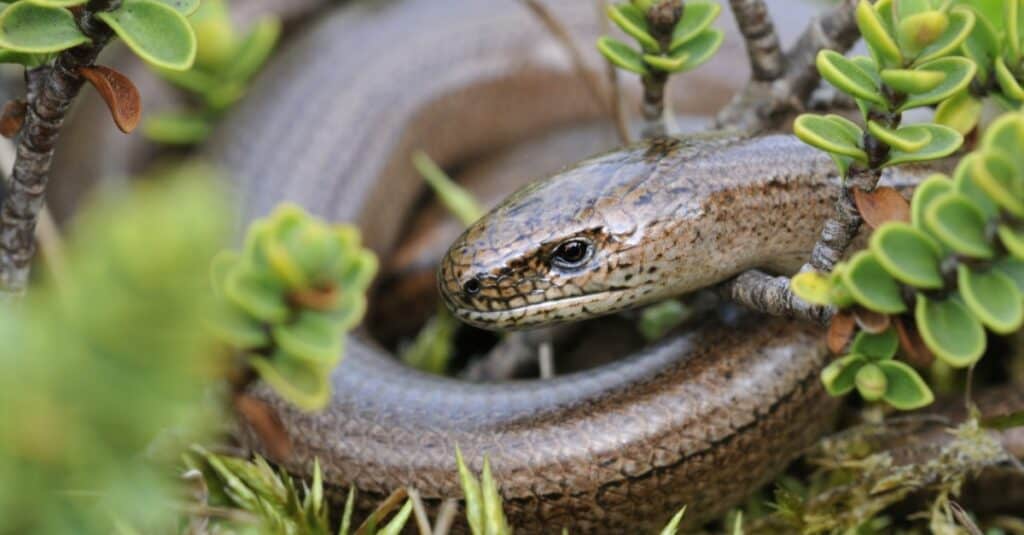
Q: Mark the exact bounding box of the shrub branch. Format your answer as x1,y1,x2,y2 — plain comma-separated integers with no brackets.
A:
0,0,120,294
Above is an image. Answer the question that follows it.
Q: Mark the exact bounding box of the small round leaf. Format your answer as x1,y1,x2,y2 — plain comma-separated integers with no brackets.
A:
867,120,932,153
152,0,201,16
999,225,1024,261
0,2,88,53
790,270,834,306
994,258,1024,293
843,251,908,314
934,89,983,135
911,7,975,65
952,153,1000,219
670,0,720,50
793,114,867,161
910,173,952,229
897,57,976,111
816,50,886,105
971,152,1024,217
606,3,658,52
821,354,867,396
663,28,722,73
870,222,943,289
925,192,994,259
849,327,899,360
884,124,962,167
915,294,986,368
249,354,331,411
877,360,934,410
994,56,1024,101
897,10,949,58
597,36,648,75
272,311,344,365
957,264,1024,334
97,0,197,70
855,362,888,401
856,0,902,67
879,67,945,94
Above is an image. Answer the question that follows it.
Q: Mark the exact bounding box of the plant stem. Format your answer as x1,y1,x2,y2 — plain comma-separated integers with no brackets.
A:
640,0,682,139
728,0,785,81
718,269,834,325
0,0,119,294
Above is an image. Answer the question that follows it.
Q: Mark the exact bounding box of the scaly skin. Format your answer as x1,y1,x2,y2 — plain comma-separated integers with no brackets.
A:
210,0,876,531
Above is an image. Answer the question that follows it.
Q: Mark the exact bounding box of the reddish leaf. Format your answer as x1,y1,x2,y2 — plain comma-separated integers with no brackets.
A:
854,186,910,228
0,99,26,138
233,393,292,460
289,285,339,311
894,316,934,369
854,307,891,333
827,311,856,353
78,65,141,134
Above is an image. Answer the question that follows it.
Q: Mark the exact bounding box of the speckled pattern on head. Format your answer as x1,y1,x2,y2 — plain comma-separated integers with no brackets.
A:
440,134,849,329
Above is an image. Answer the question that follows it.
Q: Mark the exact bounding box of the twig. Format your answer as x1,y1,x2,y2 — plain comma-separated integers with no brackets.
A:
728,0,785,81
715,0,858,132
406,487,433,535
432,499,458,535
808,167,882,272
521,0,610,117
597,0,632,144
717,269,834,326
0,0,120,294
538,341,554,379
355,487,408,535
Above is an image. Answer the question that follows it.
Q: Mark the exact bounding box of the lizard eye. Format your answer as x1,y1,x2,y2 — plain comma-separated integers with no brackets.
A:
462,278,481,295
551,238,592,269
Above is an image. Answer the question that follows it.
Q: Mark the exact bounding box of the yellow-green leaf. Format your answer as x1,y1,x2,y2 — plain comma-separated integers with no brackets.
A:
0,1,88,53
915,294,986,368
817,50,886,105
877,360,934,409
870,222,943,289
97,0,197,70
958,264,1024,334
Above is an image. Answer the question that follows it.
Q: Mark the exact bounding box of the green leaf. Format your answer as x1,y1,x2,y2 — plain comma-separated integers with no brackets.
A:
0,2,88,53
662,28,722,73
142,112,211,145
879,67,945,94
857,0,902,67
821,354,868,396
670,0,720,50
999,224,1024,260
606,3,658,52
597,36,648,75
271,311,343,365
883,123,962,166
897,57,976,111
958,264,1024,334
793,114,867,161
981,111,1024,156
659,507,687,535
870,222,943,289
867,120,932,153
915,294,986,367
1008,0,1021,63
480,457,510,535
961,9,999,82
644,51,688,72
877,360,934,409
897,10,950,58
206,300,268,348
952,153,1000,219
971,152,1024,217
816,50,886,105
26,0,86,6
790,270,834,305
249,354,330,411
224,16,280,82
151,0,201,16
994,258,1024,293
925,192,995,259
638,299,690,341
843,251,908,314
912,7,975,65
911,173,952,229
855,362,888,401
934,89,983,135
98,0,197,70
456,447,485,535
377,500,413,535
223,267,289,323
850,327,900,359
994,56,1024,101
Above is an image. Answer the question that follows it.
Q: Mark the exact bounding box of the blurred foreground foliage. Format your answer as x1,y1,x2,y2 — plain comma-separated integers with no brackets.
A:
0,169,230,534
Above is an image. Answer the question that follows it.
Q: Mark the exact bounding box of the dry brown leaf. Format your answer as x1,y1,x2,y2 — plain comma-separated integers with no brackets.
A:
79,65,141,134
894,316,934,369
853,186,910,228
0,99,26,138
854,307,891,334
827,311,856,354
233,393,293,461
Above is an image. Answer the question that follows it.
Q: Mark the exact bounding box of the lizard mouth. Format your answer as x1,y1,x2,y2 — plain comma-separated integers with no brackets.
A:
448,287,640,331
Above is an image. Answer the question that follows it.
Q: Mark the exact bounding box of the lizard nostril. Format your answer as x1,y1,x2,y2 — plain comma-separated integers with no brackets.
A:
462,278,481,296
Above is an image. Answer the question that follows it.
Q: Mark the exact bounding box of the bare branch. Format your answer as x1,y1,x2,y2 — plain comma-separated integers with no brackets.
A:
0,0,120,294
717,269,834,325
728,0,785,81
